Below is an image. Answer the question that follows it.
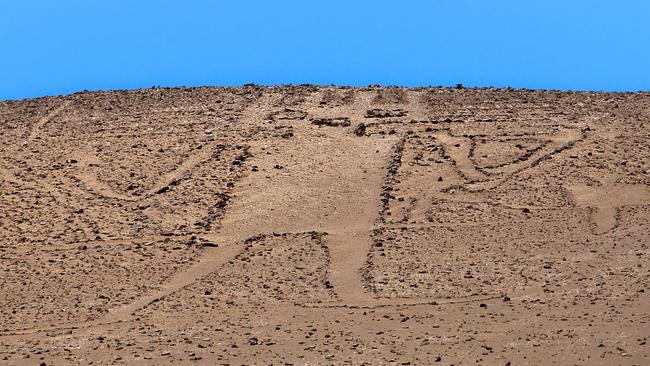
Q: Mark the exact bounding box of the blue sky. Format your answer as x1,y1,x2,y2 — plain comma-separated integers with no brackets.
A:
1,1,649,100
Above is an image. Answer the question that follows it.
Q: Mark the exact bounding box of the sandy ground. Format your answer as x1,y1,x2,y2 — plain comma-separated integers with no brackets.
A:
0,85,648,365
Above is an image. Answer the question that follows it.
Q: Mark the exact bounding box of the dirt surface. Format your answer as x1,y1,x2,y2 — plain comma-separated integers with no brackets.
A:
1,85,649,365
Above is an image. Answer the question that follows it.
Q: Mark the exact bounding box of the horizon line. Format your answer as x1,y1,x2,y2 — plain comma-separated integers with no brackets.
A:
3,83,649,103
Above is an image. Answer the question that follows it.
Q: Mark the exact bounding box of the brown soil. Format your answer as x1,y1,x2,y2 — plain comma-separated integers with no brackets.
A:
1,86,649,365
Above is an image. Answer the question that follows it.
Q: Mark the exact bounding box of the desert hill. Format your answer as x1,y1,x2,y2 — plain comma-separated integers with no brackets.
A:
1,85,649,365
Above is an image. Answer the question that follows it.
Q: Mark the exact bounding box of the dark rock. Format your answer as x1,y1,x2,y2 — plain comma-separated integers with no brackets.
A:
201,240,219,248
311,117,350,127
365,109,407,118
354,123,366,136
156,186,170,194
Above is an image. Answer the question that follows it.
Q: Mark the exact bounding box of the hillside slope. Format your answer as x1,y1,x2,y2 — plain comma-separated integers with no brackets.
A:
1,86,649,365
